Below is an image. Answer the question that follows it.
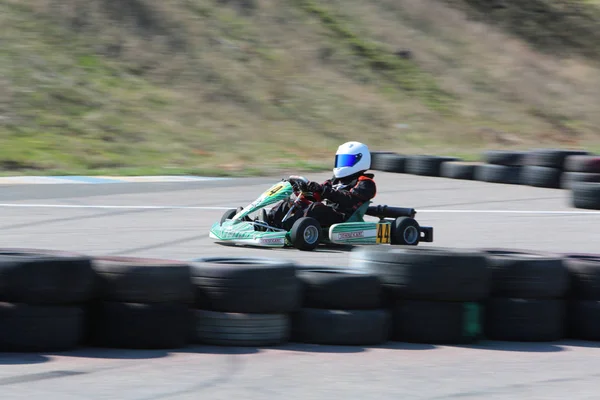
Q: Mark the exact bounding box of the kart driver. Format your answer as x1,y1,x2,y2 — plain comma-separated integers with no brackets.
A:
265,141,377,230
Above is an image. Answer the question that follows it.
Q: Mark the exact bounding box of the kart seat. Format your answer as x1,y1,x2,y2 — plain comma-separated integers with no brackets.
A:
345,201,372,223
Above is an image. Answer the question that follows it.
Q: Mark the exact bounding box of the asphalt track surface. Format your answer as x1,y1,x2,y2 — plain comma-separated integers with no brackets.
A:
1,171,600,399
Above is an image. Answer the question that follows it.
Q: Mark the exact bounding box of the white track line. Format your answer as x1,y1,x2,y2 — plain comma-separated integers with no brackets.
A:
0,203,599,214
419,209,600,215
0,203,230,210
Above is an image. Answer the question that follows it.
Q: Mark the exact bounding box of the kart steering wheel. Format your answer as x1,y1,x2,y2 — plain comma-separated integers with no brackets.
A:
285,175,309,193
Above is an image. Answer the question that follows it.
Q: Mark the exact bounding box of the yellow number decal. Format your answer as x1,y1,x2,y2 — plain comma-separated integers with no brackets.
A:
376,223,391,244
265,183,283,197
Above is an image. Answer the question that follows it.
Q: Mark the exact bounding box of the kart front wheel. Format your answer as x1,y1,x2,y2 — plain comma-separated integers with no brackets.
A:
290,217,321,251
391,217,421,245
220,209,237,225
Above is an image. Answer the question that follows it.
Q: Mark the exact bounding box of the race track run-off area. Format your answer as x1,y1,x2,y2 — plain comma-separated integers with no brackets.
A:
1,171,600,400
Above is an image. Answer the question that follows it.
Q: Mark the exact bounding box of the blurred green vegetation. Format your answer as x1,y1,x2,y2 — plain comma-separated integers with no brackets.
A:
1,0,598,176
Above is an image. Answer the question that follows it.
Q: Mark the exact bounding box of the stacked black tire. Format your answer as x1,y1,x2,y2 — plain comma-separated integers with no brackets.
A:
521,149,589,188
561,155,600,189
439,161,482,180
87,257,193,349
370,153,462,176
479,249,569,341
405,155,459,177
564,155,600,209
564,254,600,340
189,257,301,346
348,247,490,344
0,249,96,351
370,152,406,173
291,268,390,345
474,150,525,184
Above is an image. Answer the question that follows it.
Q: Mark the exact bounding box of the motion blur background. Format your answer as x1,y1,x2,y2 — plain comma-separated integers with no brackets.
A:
1,0,599,176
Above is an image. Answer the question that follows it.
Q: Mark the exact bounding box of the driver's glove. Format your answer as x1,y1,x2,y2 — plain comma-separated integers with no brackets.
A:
320,180,333,197
296,180,309,192
306,181,322,194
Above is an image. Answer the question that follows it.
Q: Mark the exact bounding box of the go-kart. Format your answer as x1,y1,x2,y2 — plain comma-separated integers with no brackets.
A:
209,176,433,251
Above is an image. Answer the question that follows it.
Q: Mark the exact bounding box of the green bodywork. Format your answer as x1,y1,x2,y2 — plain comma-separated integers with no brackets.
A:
209,180,393,248
209,181,294,247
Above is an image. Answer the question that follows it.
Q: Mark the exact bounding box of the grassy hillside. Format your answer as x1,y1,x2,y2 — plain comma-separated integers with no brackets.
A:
443,0,600,61
1,0,599,176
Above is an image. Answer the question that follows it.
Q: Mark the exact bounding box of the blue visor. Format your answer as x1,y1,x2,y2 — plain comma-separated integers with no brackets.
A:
335,153,362,168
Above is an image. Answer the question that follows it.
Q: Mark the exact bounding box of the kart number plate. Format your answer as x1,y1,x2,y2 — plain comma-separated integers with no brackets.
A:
376,222,391,244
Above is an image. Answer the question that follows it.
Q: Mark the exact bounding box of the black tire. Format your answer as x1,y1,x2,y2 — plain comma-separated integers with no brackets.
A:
291,308,391,345
220,209,237,225
290,217,321,251
405,155,459,176
568,300,600,340
348,247,490,302
524,148,589,169
87,301,191,349
564,155,600,173
0,249,95,305
484,298,566,342
474,164,521,184
296,269,383,309
560,172,600,189
190,257,301,313
479,248,569,299
390,217,420,246
483,150,527,166
193,310,290,346
0,303,84,352
439,161,479,180
519,165,562,188
372,153,406,173
571,182,600,210
391,300,483,344
91,257,193,304
564,254,600,300
370,151,397,171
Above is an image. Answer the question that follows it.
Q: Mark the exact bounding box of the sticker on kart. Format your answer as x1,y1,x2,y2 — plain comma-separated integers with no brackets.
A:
375,222,391,244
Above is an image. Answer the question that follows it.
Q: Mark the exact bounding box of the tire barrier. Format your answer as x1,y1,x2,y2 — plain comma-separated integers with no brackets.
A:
524,149,589,170
570,182,600,210
2,247,600,352
0,249,94,352
483,150,527,167
560,172,600,190
86,257,193,349
348,247,489,344
564,254,600,340
189,257,300,346
405,155,459,176
562,155,600,190
439,161,480,180
478,249,569,341
520,149,588,189
291,268,390,345
520,165,562,188
369,147,598,209
194,310,290,346
370,152,406,173
473,163,521,185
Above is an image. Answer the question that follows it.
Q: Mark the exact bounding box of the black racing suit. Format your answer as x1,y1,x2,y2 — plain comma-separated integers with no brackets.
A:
268,172,377,230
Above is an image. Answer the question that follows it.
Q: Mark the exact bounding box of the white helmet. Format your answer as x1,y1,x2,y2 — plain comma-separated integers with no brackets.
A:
333,141,371,179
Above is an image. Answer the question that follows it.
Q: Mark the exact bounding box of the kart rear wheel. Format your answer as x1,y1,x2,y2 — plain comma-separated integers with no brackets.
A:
391,217,420,246
220,209,237,225
290,217,321,251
